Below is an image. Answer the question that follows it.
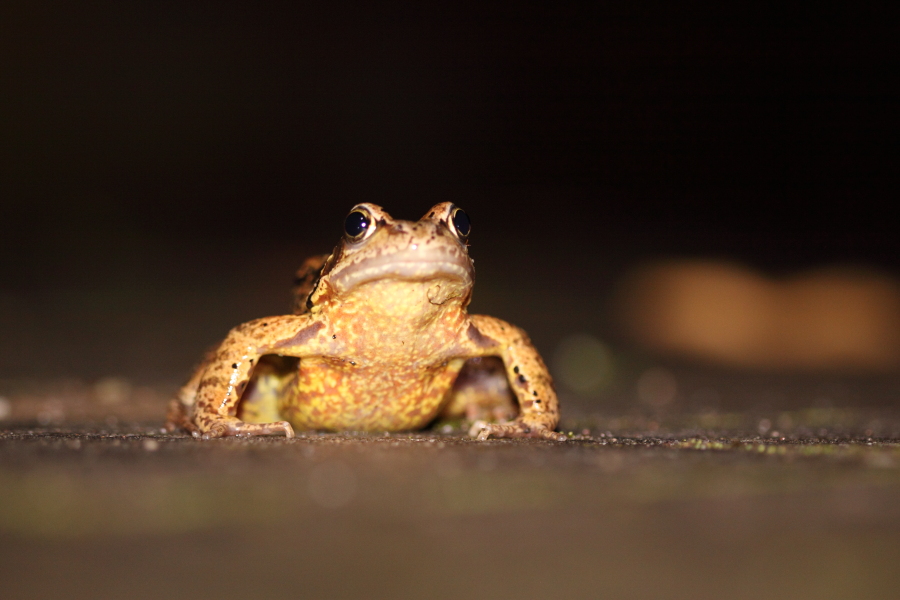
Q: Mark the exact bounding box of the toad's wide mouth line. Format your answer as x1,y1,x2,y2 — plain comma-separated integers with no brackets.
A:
332,253,473,292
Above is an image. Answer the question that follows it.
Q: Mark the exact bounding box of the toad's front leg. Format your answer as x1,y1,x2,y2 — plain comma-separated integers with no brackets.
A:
459,315,566,441
174,314,327,439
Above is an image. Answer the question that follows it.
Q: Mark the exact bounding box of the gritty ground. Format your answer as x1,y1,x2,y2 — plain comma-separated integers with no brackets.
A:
1,371,900,600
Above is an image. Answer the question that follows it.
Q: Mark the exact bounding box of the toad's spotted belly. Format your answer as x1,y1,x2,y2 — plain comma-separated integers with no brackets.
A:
261,358,467,431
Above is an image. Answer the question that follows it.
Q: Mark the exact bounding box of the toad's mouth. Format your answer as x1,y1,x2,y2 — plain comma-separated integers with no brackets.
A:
331,249,473,293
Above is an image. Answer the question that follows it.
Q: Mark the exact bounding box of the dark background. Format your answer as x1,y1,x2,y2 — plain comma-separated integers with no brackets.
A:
1,1,897,382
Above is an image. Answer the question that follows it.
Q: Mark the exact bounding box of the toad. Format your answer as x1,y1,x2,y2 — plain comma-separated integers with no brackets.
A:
166,203,564,441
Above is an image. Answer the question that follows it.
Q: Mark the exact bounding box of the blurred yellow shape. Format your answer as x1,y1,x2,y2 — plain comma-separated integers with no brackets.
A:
613,261,900,371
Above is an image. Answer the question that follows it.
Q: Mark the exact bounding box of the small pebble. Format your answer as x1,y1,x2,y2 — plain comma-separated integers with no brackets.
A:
143,439,160,451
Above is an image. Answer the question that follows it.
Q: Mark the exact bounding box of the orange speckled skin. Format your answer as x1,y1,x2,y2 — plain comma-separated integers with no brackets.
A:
165,202,564,441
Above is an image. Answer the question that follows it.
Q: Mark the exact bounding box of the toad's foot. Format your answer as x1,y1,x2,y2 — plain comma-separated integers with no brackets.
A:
196,417,295,439
468,419,567,442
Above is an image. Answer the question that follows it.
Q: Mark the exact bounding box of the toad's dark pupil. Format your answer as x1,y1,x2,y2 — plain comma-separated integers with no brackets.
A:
344,211,370,238
452,208,471,237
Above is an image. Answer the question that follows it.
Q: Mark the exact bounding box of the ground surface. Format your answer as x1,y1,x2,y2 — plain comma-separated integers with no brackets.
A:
1,371,899,600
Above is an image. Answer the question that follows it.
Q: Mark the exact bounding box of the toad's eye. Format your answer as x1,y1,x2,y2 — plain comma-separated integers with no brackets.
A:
344,209,372,240
450,207,471,240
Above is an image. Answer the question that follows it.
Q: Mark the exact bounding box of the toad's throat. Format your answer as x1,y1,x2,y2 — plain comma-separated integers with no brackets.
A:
332,252,472,293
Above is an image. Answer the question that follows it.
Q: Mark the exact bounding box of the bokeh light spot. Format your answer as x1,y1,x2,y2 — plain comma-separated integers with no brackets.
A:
553,333,615,395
